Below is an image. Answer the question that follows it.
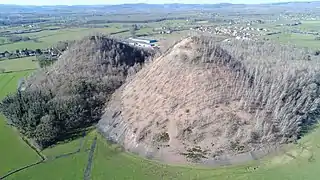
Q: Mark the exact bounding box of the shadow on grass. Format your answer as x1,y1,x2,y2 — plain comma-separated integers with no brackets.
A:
299,121,320,140
55,126,96,145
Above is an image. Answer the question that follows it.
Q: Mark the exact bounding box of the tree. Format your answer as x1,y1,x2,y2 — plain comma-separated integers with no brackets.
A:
35,49,42,55
34,115,60,148
55,41,69,52
130,24,138,38
37,55,55,68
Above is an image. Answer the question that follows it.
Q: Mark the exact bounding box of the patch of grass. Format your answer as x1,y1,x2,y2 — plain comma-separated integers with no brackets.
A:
300,20,320,31
5,152,89,180
0,71,40,175
269,33,320,49
0,115,41,175
0,70,33,98
91,135,255,180
42,130,96,157
0,57,38,73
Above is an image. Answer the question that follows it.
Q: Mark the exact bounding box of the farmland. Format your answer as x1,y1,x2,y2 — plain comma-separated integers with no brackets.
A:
263,20,320,49
0,57,38,72
0,28,122,52
1,2,320,180
5,128,319,180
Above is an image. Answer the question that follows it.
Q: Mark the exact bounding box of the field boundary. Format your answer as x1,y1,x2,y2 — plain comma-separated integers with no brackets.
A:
0,68,37,74
0,131,89,179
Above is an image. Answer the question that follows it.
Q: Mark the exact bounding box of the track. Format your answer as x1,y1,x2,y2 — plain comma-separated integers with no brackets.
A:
84,136,97,180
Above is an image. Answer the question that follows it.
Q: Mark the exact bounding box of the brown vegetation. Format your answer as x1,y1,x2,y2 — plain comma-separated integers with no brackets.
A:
1,35,154,148
99,36,320,164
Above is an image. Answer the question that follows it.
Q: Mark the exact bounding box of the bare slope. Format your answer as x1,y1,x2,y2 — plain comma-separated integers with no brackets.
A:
98,36,320,165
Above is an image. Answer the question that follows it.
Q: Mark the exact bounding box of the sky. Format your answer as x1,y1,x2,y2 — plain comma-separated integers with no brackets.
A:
0,0,317,6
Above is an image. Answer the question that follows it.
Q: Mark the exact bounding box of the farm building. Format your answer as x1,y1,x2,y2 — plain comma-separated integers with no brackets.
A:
128,37,158,44
126,37,159,49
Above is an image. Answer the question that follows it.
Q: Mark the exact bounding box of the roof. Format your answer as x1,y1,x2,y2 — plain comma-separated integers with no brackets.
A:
128,37,158,43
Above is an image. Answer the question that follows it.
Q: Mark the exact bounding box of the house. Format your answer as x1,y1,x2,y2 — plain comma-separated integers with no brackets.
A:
27,50,36,56
129,42,156,49
0,52,5,58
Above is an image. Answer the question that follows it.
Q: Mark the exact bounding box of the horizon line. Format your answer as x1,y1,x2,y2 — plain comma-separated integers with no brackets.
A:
0,1,316,7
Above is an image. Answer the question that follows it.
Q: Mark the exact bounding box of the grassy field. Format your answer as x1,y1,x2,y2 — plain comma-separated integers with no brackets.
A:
6,133,96,180
0,70,41,175
262,20,320,49
0,57,38,72
268,33,320,49
299,20,320,31
90,127,320,180
5,152,89,180
0,27,121,52
42,130,95,157
4,126,319,180
4,131,96,180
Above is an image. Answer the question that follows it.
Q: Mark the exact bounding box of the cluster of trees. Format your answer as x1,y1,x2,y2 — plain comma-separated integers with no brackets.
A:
0,19,49,26
0,36,154,149
213,37,320,144
36,55,57,68
7,35,31,43
1,80,106,148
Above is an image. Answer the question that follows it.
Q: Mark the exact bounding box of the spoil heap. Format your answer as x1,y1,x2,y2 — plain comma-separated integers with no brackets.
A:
98,36,320,165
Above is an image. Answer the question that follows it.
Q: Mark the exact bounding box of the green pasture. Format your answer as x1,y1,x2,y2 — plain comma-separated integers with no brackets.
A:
0,70,40,175
300,20,320,31
6,152,88,180
90,126,320,180
0,27,121,52
0,57,38,73
269,33,320,49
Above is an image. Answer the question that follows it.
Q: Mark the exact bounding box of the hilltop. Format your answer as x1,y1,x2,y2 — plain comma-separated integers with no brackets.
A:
98,36,320,165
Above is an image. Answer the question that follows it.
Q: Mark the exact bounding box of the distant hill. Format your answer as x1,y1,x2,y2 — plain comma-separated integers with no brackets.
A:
1,2,320,14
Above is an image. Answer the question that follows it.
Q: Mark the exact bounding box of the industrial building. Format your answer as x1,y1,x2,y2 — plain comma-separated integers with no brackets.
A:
127,37,159,49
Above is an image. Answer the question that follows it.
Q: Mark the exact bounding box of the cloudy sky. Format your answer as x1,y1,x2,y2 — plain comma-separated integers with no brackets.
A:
0,0,316,5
